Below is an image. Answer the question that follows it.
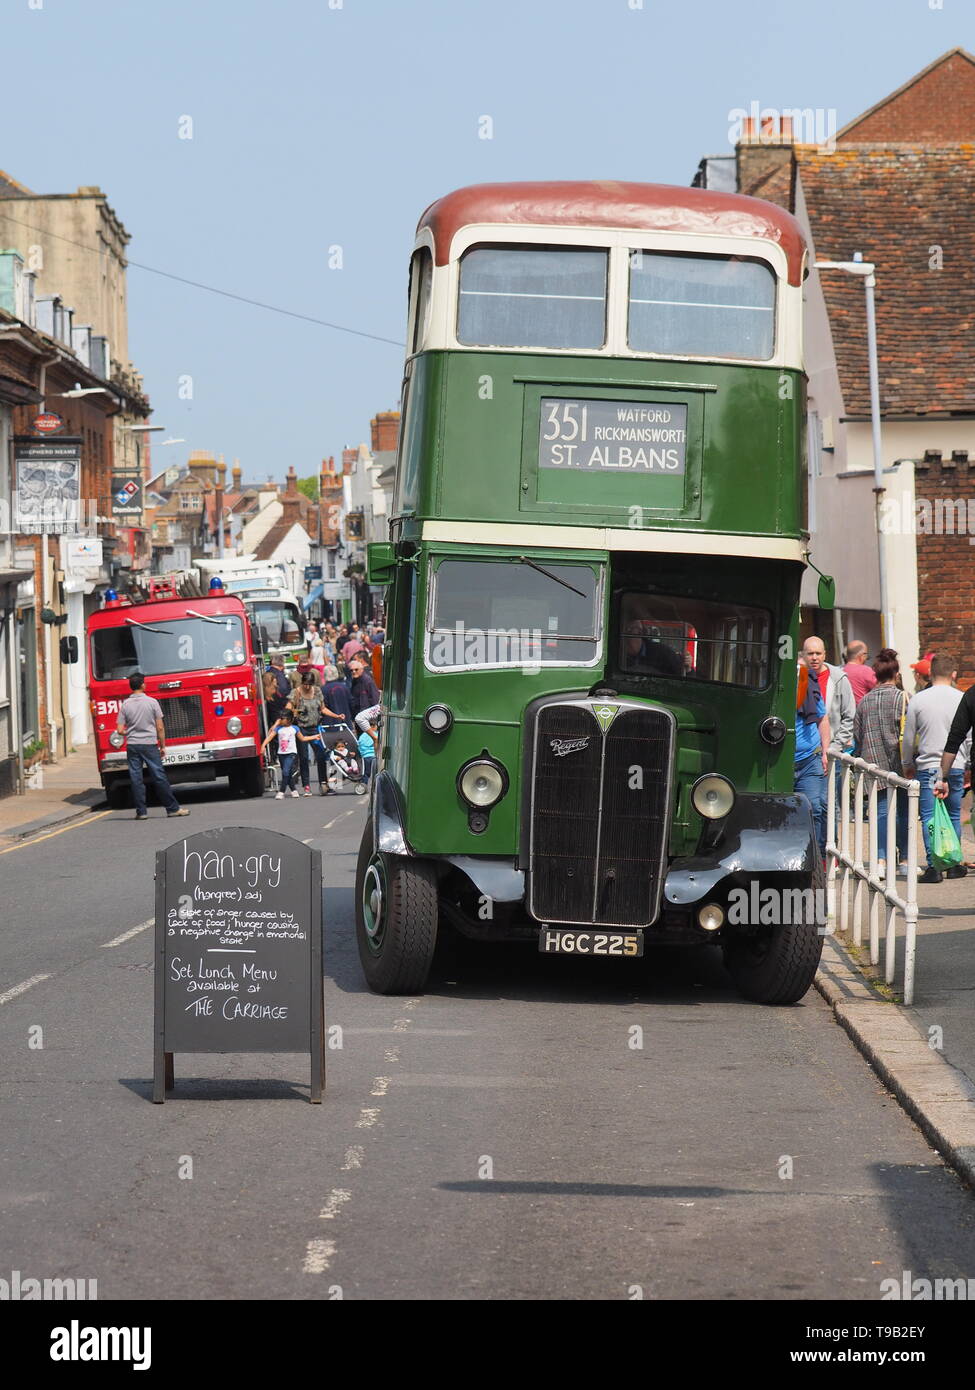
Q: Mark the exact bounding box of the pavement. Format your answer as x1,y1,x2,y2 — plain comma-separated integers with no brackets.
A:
819,809,975,1189
0,743,104,848
4,746,975,1196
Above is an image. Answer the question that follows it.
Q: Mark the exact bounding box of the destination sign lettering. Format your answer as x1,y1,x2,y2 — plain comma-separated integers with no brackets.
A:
538,397,687,474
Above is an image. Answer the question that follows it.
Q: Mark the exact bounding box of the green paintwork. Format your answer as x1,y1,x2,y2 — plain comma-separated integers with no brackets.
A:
379,346,807,873
394,351,804,539
379,541,801,859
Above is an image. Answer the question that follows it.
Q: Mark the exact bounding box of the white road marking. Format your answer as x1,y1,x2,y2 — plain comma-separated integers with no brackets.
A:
302,1237,336,1274
392,1018,412,1033
403,998,421,1010
322,807,360,830
0,974,51,1006
99,920,152,949
355,1108,381,1128
318,1189,352,1220
302,837,315,845
341,1146,364,1171
370,1076,390,1097
384,1047,401,1064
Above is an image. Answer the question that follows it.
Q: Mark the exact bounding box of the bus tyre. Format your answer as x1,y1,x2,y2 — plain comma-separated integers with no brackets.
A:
725,857,825,1006
355,825,438,994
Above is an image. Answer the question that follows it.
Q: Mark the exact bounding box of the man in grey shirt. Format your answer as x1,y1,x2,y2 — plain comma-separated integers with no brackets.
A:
116,673,190,821
903,654,968,882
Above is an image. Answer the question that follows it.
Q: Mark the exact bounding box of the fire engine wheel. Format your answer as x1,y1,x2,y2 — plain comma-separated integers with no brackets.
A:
724,857,825,1005
355,823,438,994
106,779,129,810
229,759,264,798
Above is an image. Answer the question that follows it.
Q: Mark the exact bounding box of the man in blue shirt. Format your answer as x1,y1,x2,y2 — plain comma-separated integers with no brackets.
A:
794,664,831,858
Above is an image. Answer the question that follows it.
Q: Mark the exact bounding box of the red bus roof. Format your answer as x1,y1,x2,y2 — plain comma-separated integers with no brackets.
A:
87,593,248,632
417,180,807,286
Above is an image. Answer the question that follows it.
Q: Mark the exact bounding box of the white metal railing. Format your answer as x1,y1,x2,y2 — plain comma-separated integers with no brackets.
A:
826,752,920,1005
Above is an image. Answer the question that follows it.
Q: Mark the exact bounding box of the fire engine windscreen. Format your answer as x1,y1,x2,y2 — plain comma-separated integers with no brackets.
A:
91,615,248,680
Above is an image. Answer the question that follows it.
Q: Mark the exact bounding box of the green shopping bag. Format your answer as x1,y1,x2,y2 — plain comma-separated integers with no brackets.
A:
929,799,962,871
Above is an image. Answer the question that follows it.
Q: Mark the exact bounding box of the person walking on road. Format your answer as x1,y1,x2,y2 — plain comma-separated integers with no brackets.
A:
794,660,831,858
853,648,909,874
347,655,380,723
903,654,969,884
261,708,301,799
115,673,190,820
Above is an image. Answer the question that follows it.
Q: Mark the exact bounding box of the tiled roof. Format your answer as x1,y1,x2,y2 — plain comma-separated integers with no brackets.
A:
254,517,309,561
799,144,975,416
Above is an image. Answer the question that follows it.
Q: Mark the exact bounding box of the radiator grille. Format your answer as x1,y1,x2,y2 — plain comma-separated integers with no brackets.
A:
529,700,673,928
158,693,205,740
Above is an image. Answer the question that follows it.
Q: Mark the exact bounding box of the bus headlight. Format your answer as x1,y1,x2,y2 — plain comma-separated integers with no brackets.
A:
457,757,508,809
423,703,453,734
109,731,125,749
691,774,736,820
760,716,787,746
227,716,242,735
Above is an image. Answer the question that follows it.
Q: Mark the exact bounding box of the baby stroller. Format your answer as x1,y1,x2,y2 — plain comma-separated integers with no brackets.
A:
326,738,369,795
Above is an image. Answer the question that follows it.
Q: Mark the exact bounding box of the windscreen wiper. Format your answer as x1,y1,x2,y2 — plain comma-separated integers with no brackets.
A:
516,555,587,599
185,608,232,627
125,618,172,635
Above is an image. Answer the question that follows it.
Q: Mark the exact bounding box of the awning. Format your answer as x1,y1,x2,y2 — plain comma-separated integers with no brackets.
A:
302,583,324,610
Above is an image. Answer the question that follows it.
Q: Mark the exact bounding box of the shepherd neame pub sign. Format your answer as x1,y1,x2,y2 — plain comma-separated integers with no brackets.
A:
538,397,687,474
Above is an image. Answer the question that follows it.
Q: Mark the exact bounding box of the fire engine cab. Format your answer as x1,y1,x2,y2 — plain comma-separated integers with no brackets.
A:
87,584,264,808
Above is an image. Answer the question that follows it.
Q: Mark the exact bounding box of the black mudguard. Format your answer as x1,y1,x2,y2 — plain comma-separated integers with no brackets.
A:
663,794,818,907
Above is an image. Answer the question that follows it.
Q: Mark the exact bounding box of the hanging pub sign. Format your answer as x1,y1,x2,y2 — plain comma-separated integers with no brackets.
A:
154,827,325,1102
32,412,64,435
14,437,82,533
344,511,364,541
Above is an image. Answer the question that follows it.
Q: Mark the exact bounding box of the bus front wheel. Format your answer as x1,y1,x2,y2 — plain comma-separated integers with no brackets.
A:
355,824,438,994
724,858,825,1005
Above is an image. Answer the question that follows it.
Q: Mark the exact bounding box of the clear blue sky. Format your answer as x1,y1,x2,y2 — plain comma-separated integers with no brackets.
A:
4,0,970,480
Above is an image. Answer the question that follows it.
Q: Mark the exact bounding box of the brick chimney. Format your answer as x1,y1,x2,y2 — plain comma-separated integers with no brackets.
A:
342,447,357,477
370,410,400,453
281,465,303,527
736,113,796,210
232,458,242,490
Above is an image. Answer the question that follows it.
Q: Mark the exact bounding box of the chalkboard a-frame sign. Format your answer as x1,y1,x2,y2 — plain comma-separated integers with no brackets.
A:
153,827,325,1102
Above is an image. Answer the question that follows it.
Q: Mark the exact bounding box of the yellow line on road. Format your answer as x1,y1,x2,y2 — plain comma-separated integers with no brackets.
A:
0,809,113,855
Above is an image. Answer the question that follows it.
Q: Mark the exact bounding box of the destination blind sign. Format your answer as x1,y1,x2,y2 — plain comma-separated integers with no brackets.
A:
538,397,687,474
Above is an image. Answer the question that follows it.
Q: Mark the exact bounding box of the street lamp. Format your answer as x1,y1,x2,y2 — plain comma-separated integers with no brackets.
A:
814,254,891,645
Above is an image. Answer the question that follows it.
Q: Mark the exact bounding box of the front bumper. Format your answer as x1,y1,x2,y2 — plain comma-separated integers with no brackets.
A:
99,737,258,772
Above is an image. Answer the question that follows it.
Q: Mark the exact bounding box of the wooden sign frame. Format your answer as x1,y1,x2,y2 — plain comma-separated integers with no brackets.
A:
152,829,325,1103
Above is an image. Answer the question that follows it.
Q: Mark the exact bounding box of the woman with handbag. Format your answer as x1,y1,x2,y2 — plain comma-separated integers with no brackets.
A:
852,648,910,874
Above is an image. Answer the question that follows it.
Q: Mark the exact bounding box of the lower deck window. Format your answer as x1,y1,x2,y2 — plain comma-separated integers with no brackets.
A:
617,593,771,688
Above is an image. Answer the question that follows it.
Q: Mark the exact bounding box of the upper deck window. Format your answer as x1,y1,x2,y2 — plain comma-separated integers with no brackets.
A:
627,251,776,360
457,246,607,349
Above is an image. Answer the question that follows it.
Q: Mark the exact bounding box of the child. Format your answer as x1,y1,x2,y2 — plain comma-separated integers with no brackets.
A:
261,708,301,798
331,738,360,779
357,722,377,784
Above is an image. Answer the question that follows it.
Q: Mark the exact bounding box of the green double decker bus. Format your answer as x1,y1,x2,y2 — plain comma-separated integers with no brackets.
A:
357,180,824,1004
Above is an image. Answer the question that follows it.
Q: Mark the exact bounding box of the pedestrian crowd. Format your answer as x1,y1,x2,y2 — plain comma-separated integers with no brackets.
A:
794,637,973,883
261,618,383,799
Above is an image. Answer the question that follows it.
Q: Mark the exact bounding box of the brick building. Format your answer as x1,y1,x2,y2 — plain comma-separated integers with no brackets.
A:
694,47,975,675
